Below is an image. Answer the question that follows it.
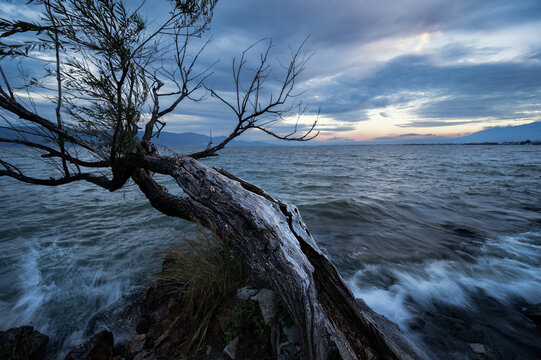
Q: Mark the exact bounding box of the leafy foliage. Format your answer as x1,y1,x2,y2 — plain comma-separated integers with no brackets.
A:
0,0,215,158
0,0,316,194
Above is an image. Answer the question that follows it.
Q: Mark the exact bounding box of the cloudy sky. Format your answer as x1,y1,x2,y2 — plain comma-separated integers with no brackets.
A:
1,0,541,143
199,0,541,142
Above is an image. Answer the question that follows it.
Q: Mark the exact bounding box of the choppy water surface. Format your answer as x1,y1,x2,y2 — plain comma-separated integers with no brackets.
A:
1,145,540,358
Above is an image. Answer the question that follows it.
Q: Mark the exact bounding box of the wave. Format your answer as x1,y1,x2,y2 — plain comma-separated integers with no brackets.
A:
349,232,541,359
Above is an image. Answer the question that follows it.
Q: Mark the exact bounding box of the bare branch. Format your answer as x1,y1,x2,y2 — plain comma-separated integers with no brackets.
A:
0,94,102,154
0,164,112,189
0,138,110,168
0,66,14,100
47,1,70,176
193,38,317,159
143,33,214,143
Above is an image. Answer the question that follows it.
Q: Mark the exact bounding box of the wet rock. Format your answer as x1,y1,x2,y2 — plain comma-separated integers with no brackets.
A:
84,291,145,338
282,325,298,344
128,334,147,354
0,326,49,360
64,330,113,360
277,342,301,360
469,343,496,360
132,349,156,360
251,289,276,325
112,340,129,358
223,336,239,359
236,286,257,301
113,334,146,358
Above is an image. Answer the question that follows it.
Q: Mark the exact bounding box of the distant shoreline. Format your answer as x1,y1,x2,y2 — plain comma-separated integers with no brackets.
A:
2,141,541,148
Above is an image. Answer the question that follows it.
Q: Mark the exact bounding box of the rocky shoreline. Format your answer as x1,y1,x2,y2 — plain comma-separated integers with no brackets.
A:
1,282,303,360
4,252,541,360
3,288,541,360
3,293,541,360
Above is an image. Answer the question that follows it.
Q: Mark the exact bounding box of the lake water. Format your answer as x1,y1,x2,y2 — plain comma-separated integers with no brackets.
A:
1,145,540,359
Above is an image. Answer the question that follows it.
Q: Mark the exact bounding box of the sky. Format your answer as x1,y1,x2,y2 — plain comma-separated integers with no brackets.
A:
1,0,541,143
201,0,541,142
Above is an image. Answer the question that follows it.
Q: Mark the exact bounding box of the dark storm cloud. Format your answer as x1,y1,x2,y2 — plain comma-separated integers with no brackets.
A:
446,0,541,31
210,0,541,50
302,52,541,124
2,0,540,136
376,55,541,120
434,44,503,62
199,44,541,126
194,0,541,132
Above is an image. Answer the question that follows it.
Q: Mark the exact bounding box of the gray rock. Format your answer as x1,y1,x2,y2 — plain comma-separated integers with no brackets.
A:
132,349,156,360
469,343,496,360
277,342,301,360
113,333,146,358
281,324,299,344
251,288,276,325
0,326,49,360
84,291,144,338
129,334,146,354
236,286,257,301
223,336,239,359
64,330,113,360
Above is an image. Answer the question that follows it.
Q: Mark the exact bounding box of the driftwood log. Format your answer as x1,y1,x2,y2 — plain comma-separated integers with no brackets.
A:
131,155,420,360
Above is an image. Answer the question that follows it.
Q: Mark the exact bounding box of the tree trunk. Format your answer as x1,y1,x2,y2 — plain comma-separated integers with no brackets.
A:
132,156,421,360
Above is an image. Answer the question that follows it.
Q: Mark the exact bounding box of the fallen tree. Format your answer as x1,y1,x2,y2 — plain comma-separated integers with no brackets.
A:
0,1,420,358
132,155,419,359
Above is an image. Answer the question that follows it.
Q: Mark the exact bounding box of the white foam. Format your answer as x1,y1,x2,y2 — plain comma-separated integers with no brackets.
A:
349,232,541,329
4,248,58,332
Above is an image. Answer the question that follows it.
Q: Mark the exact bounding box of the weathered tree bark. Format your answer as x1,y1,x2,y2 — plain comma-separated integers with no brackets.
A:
131,155,421,360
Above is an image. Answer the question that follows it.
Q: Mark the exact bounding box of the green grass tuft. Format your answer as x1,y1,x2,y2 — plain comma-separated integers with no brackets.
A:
156,222,247,355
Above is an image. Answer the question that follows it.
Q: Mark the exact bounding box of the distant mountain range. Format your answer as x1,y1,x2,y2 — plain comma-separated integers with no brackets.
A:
2,122,540,147
0,128,268,147
148,122,541,146
444,121,541,144
137,131,268,147
358,121,541,145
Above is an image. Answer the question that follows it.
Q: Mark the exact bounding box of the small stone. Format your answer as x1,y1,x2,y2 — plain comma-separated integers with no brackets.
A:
0,326,49,360
469,343,496,359
223,336,239,359
129,334,146,354
236,286,257,301
277,342,300,360
251,288,275,324
65,330,114,360
133,349,155,360
281,324,299,344
152,316,179,348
